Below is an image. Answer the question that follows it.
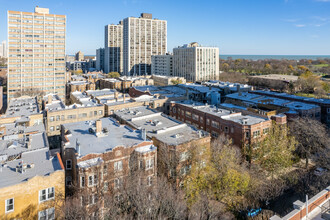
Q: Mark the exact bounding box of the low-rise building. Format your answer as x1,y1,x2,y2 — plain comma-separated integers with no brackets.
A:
169,100,280,147
0,97,43,126
0,123,65,219
225,92,321,121
114,106,210,183
250,90,330,126
43,94,104,148
152,75,186,86
61,118,157,216
99,76,154,92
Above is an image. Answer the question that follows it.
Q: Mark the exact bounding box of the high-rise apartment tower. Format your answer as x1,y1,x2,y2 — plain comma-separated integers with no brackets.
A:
123,13,167,76
104,23,123,74
7,6,66,100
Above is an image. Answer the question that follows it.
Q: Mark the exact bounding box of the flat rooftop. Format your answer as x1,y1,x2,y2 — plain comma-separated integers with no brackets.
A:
178,83,221,93
176,100,268,125
71,91,103,107
0,123,63,189
0,148,63,189
62,117,155,158
253,90,330,104
250,74,299,82
115,106,208,146
45,94,101,112
204,81,252,91
3,97,40,118
68,81,88,86
226,92,320,111
133,85,187,98
221,113,269,126
97,94,130,105
85,89,117,98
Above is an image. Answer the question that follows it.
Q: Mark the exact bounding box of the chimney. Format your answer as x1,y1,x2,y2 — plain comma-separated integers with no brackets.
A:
96,120,102,134
140,128,147,141
48,95,52,104
76,139,81,156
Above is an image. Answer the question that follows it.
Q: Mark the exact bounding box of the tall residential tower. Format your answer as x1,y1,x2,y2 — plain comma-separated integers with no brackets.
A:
7,6,66,100
173,42,219,82
123,13,167,76
104,23,123,74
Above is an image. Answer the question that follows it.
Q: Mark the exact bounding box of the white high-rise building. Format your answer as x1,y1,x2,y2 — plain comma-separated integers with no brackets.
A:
151,53,173,76
7,7,66,100
0,41,7,58
123,13,167,76
173,42,219,82
104,23,123,74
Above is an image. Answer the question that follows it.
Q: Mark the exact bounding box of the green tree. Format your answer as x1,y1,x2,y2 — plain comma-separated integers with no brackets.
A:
251,123,296,178
171,78,184,85
108,72,120,78
184,136,251,210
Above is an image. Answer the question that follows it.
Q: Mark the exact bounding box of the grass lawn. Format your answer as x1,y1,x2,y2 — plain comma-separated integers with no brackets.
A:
313,64,329,68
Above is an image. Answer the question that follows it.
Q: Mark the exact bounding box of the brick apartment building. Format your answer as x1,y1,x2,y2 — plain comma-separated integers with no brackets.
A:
169,101,285,148
250,90,330,126
114,106,211,184
61,118,157,217
42,94,104,149
225,92,321,122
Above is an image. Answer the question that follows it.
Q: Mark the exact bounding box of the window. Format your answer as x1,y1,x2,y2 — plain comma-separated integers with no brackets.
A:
88,175,97,186
39,187,55,202
192,114,199,121
66,176,72,186
56,125,60,131
327,108,330,114
147,176,153,186
206,118,210,125
253,130,260,138
50,126,54,132
211,131,219,138
146,158,154,170
224,126,229,133
200,117,204,123
5,198,14,213
114,161,123,171
56,115,60,121
245,131,250,138
66,160,72,170
98,110,103,115
211,121,219,129
89,195,98,205
263,128,269,135
50,116,54,122
139,160,143,169
185,111,191,118
89,176,93,186
80,176,85,188
114,178,122,189
38,207,55,220
180,152,189,161
103,164,108,176
104,182,109,192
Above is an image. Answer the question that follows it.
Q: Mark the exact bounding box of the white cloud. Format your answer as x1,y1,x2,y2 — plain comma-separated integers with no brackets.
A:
295,24,306,27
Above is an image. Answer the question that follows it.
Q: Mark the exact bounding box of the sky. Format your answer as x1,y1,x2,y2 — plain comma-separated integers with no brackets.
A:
0,0,330,55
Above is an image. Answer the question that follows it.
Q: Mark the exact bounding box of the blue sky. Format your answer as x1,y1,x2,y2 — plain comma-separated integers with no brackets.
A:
0,0,330,55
